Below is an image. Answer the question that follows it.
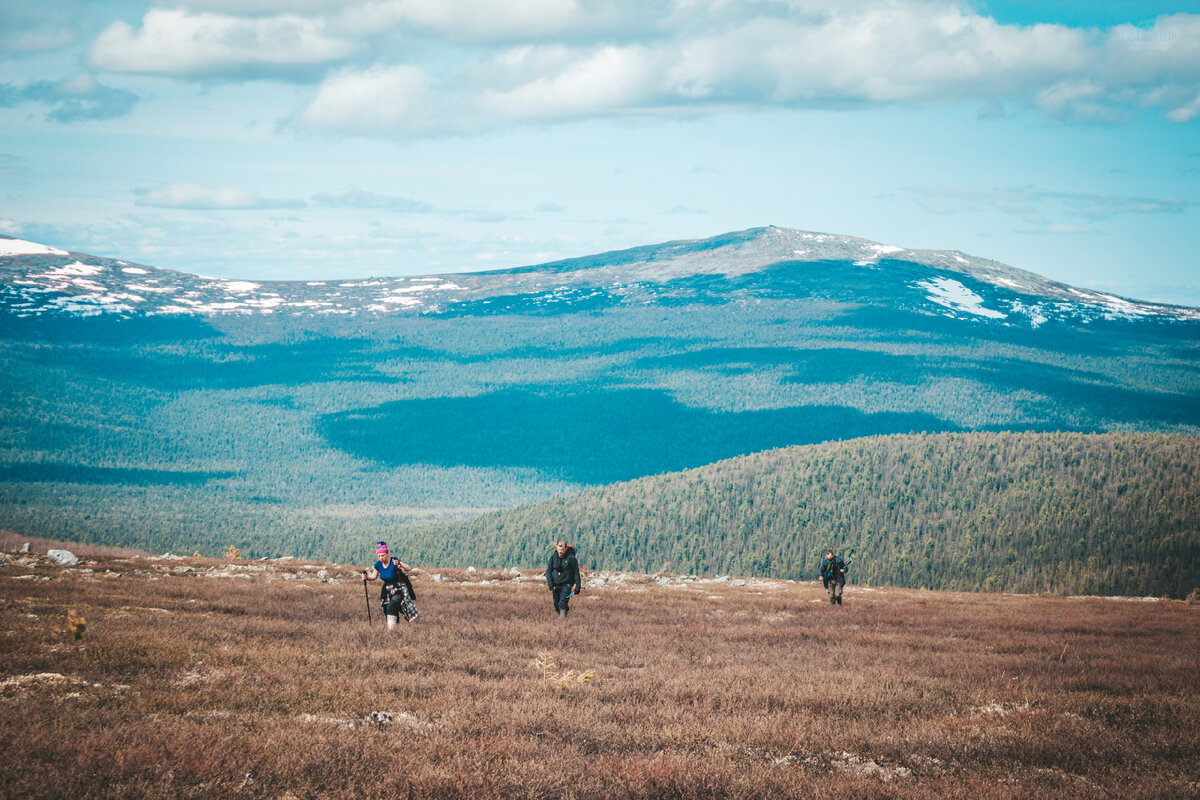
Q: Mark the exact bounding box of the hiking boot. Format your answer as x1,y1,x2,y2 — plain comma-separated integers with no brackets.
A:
836,597,843,605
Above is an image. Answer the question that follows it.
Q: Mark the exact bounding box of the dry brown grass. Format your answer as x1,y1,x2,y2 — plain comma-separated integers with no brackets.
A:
0,532,154,558
1,551,1198,799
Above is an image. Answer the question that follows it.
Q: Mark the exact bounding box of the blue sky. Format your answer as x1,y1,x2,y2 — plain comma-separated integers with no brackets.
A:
1,1,1198,305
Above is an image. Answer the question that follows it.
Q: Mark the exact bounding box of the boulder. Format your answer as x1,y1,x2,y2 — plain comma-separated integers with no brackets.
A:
47,550,79,566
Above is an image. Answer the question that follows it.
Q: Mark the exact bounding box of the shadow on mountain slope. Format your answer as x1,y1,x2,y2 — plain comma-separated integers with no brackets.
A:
320,386,955,484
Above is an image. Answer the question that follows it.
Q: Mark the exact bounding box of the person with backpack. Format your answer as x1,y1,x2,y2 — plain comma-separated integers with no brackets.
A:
545,540,581,618
819,548,848,605
363,541,418,629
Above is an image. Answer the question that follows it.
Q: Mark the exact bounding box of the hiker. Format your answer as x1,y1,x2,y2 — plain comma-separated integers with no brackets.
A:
545,540,581,618
819,548,847,605
363,541,418,629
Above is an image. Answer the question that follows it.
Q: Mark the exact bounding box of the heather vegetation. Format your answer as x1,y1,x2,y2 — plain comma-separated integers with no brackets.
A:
1,548,1198,799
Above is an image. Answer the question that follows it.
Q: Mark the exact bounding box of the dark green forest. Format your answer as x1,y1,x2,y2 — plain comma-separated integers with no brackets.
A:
426,432,1200,598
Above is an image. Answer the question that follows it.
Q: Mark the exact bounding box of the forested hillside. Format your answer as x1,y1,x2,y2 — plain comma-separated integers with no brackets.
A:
425,432,1200,598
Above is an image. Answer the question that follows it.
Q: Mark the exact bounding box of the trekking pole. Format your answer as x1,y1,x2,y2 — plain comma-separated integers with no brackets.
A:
362,573,373,626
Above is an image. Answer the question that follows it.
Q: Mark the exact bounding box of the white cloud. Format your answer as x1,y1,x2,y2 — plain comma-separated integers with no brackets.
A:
0,2,83,58
169,0,350,11
1166,91,1200,123
338,0,590,42
313,187,433,213
480,45,660,121
658,11,1091,105
292,64,437,135
910,187,1188,236
0,72,138,122
285,3,1200,138
87,8,356,78
136,184,306,210
1031,223,1091,235
1,28,75,55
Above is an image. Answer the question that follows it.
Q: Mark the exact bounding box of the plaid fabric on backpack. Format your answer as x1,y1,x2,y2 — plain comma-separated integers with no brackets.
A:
396,583,418,622
385,581,418,622
382,580,419,622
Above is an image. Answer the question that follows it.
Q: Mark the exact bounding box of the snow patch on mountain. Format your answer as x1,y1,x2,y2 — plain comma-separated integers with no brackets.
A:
916,278,1007,320
49,262,104,277
0,238,69,257
989,277,1026,290
125,283,178,294
1008,301,1049,328
1094,293,1156,318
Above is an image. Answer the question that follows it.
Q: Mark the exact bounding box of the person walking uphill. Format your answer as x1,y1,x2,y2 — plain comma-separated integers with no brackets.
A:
363,541,418,630
820,548,848,606
545,540,581,618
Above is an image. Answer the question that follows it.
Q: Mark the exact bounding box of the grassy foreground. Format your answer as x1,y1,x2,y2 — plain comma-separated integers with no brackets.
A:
1,548,1198,799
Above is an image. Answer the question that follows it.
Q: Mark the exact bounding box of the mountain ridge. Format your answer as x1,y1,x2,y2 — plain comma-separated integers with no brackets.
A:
3,227,1197,323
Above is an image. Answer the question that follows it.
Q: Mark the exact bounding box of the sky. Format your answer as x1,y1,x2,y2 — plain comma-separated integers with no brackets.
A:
1,1,1198,306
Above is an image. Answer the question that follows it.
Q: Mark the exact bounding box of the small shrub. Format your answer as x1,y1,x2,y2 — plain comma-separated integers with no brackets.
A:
536,652,597,690
66,609,86,640
535,651,556,681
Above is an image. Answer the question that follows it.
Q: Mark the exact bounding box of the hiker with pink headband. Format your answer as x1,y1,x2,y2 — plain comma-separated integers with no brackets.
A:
363,541,418,629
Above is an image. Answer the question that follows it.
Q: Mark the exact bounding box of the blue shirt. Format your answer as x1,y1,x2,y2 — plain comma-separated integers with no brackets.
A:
375,559,402,583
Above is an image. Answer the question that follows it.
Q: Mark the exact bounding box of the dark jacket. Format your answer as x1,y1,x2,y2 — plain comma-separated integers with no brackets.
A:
546,548,580,591
819,556,847,586
375,558,416,601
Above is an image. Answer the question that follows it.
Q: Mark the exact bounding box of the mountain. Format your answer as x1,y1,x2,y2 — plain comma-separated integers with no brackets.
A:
0,227,1197,589
4,227,1198,322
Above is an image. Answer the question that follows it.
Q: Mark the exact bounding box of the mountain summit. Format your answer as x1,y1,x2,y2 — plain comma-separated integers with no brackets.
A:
2,227,1196,323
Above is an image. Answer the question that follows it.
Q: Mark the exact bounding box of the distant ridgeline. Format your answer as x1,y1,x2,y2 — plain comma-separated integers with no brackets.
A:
1,229,1198,596
421,432,1200,598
